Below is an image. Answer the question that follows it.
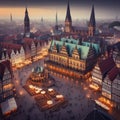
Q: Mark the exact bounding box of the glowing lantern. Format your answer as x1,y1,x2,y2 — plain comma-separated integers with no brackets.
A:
41,90,46,95
48,88,53,92
47,100,53,105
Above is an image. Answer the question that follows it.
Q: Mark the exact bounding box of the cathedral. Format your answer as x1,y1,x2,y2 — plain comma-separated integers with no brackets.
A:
45,1,101,81
64,1,96,37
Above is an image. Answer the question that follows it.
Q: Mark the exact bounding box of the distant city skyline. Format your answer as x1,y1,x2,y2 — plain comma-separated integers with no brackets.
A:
0,0,120,21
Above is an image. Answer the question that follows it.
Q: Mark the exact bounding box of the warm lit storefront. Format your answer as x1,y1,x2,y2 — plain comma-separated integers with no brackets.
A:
95,97,115,111
0,60,17,116
92,57,120,109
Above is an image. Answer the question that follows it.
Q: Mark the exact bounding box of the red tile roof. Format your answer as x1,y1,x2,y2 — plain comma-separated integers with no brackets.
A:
0,60,13,81
23,37,47,49
23,38,34,50
0,42,21,51
0,42,22,58
108,66,119,81
4,35,16,41
99,57,115,76
98,57,120,81
23,38,33,43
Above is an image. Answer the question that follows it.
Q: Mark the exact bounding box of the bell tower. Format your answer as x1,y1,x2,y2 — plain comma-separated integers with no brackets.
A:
65,0,72,33
88,5,96,36
55,12,58,30
24,7,30,34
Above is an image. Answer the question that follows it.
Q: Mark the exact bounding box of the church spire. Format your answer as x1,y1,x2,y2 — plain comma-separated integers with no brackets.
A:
65,0,72,22
24,7,30,34
56,12,58,26
55,12,58,30
88,5,96,36
10,13,12,22
89,5,96,27
25,7,28,15
65,0,72,33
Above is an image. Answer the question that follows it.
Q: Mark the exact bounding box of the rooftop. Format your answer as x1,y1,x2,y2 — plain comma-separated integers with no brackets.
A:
50,38,100,60
98,57,120,81
0,60,13,81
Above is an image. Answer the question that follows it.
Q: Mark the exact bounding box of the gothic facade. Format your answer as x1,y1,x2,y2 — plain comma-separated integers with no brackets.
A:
45,38,101,80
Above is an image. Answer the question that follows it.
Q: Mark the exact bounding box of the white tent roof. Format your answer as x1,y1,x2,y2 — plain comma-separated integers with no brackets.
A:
1,97,17,115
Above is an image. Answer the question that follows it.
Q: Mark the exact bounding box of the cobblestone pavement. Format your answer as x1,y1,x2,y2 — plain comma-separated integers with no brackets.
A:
3,58,114,120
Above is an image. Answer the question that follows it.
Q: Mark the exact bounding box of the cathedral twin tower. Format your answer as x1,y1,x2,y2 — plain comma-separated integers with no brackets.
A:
24,1,96,37
65,1,96,36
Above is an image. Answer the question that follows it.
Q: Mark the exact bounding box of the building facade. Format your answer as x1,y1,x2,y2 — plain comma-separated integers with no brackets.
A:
112,43,120,68
0,38,49,66
0,60,14,102
10,46,25,66
45,38,100,80
0,43,25,67
23,37,49,61
92,63,103,86
91,57,120,109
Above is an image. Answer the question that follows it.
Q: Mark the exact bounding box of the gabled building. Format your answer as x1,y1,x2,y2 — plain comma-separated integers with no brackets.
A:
10,46,25,66
23,38,35,60
0,60,17,116
0,42,25,66
91,63,103,86
23,37,49,60
45,38,101,80
112,42,120,68
0,36,49,65
0,60,14,102
91,57,120,109
102,66,120,102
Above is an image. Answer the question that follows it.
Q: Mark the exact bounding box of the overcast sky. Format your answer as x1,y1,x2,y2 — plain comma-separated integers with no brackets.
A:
0,0,120,7
0,0,120,20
